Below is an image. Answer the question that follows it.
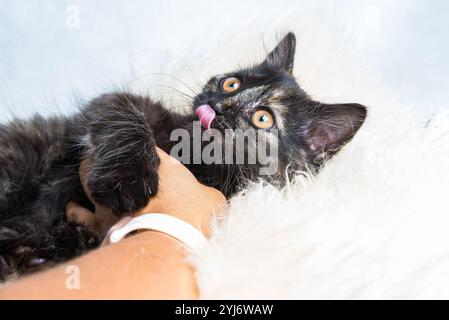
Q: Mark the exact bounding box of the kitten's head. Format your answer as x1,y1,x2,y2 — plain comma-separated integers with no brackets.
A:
192,33,367,193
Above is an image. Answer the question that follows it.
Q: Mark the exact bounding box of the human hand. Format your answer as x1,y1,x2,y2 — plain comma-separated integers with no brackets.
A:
67,147,227,239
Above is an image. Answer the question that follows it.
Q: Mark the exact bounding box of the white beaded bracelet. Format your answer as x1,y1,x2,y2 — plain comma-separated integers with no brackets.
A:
107,213,208,249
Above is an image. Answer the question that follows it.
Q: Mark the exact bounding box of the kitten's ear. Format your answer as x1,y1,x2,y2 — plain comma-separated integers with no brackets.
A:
303,103,367,158
263,32,297,73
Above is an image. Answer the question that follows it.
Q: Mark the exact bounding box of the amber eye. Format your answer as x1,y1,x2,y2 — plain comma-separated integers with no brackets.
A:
222,77,241,93
251,109,275,129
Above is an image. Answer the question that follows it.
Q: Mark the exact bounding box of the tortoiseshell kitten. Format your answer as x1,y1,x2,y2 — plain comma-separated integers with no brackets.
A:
0,33,366,280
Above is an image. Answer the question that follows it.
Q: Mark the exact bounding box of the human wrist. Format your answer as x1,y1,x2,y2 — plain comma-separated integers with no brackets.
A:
134,188,227,237
134,207,213,237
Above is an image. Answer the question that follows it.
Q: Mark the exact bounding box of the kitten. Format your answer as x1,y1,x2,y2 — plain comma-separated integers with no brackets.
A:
0,32,366,280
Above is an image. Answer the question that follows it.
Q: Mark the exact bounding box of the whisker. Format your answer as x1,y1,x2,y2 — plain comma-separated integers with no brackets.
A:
129,72,199,97
129,48,204,92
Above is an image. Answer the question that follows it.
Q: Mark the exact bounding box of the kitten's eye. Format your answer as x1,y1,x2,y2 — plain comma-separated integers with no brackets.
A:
222,77,241,93
251,109,274,129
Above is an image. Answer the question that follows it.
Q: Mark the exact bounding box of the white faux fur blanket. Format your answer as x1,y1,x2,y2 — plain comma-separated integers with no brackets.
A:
192,98,449,299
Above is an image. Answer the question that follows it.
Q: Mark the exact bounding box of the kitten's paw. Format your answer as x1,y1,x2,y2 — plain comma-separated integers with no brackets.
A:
87,155,160,215
0,247,48,281
0,255,14,280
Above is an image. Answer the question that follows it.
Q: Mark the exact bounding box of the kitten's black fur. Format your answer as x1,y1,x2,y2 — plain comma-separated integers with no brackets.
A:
0,33,367,280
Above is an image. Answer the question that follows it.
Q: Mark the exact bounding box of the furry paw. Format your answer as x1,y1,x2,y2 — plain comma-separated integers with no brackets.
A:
81,92,161,215
0,247,49,281
87,154,160,215
0,255,14,280
52,218,99,251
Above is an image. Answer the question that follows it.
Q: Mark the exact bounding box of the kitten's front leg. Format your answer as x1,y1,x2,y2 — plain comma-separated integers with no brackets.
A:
78,93,160,216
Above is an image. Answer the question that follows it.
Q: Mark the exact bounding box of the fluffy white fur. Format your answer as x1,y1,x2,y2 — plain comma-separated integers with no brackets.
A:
192,101,449,299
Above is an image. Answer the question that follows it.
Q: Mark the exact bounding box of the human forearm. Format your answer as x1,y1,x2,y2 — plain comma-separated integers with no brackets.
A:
0,231,198,300
0,148,226,300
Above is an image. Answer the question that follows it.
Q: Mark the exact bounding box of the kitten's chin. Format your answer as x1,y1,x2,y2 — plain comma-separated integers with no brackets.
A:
208,117,230,131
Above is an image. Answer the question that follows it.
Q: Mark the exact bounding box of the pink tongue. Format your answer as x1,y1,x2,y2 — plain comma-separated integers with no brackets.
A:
195,104,216,129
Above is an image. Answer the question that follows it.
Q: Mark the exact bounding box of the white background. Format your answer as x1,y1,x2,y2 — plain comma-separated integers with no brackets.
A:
0,0,448,119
